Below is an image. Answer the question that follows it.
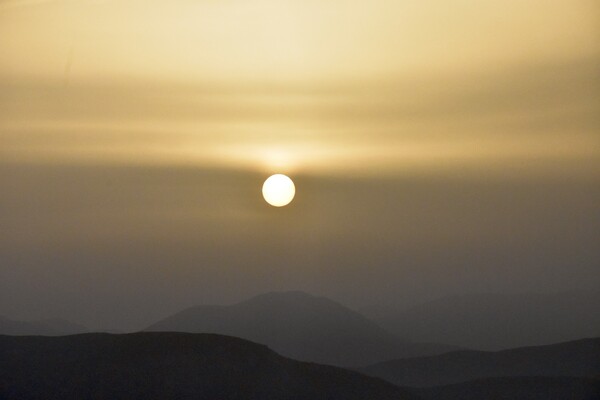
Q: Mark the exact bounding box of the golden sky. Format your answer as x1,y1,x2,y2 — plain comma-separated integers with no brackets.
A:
1,0,598,176
0,0,599,329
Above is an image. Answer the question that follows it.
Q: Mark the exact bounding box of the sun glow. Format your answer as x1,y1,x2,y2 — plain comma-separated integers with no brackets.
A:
262,174,295,207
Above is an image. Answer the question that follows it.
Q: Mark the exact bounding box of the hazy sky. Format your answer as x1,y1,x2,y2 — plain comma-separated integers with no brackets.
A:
0,0,598,330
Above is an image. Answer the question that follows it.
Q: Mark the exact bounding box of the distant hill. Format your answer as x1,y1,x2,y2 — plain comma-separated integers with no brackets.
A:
145,291,457,366
372,291,600,350
416,377,600,400
0,332,420,400
359,337,600,387
0,315,87,336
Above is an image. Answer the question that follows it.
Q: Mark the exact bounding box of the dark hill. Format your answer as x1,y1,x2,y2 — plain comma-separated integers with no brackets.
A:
145,291,457,366
0,332,420,400
359,337,600,387
416,377,600,400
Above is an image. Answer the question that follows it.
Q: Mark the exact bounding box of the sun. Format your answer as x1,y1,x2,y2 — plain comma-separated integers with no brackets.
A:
262,174,295,207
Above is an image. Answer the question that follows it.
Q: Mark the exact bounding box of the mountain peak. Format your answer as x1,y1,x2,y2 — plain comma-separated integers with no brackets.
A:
146,291,457,366
248,290,319,301
243,291,340,308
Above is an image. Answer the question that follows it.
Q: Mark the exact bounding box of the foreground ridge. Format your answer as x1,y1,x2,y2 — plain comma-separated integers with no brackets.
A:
0,332,419,400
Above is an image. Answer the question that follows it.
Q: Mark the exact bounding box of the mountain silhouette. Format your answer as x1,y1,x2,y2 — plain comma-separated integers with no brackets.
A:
0,315,87,336
372,291,600,350
359,337,600,387
417,377,600,400
145,291,457,366
0,332,420,400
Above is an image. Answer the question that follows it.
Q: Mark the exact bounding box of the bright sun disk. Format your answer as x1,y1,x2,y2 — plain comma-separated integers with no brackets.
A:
262,174,295,207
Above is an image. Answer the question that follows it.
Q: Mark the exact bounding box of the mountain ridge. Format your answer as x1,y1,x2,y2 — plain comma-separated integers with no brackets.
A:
416,377,600,400
145,290,458,366
372,290,600,350
0,315,88,336
359,336,600,387
0,332,420,400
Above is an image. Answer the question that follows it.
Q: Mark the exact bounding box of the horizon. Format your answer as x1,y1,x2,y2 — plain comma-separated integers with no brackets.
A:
2,288,600,334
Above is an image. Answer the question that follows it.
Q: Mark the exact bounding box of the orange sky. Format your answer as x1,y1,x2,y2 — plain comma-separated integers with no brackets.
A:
1,0,598,177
